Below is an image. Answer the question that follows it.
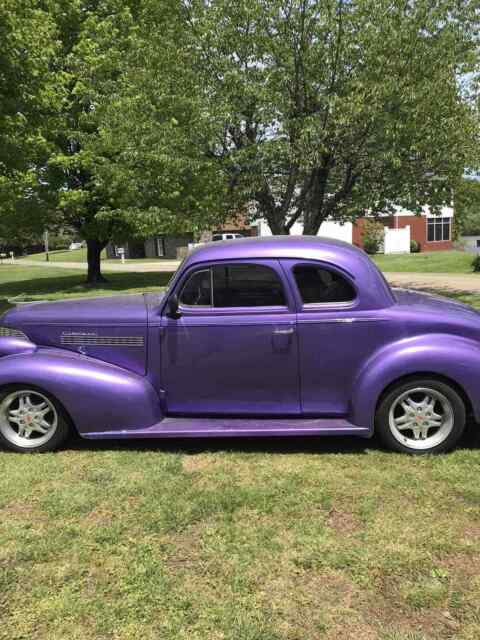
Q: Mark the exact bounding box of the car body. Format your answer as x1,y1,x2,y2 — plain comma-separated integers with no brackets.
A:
0,235,478,453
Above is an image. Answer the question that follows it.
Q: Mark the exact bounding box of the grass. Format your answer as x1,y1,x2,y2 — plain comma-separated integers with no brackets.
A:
372,250,474,273
22,248,169,264
23,247,475,272
0,264,173,312
0,265,480,638
21,247,99,262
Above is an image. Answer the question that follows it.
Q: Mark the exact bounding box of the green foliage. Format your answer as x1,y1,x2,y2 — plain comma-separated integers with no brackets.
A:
471,254,480,272
0,1,227,282
185,0,479,234
362,219,384,254
455,178,480,236
410,240,420,253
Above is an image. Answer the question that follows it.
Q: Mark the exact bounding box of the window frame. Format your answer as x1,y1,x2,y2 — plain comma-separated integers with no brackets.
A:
287,260,359,311
426,216,451,243
178,268,213,308
155,237,165,257
171,260,293,316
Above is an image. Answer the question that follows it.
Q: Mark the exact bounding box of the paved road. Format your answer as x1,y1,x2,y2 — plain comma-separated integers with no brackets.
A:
15,260,480,293
386,272,480,293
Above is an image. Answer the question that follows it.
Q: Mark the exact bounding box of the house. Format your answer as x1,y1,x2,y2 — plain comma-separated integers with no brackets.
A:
255,205,454,252
106,234,195,260
106,217,257,260
352,206,454,252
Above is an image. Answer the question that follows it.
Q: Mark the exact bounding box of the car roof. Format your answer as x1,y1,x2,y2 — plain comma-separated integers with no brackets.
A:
186,235,367,272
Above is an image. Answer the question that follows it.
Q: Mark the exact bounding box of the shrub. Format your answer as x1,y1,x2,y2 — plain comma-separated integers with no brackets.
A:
362,219,384,254
410,239,420,253
472,255,480,272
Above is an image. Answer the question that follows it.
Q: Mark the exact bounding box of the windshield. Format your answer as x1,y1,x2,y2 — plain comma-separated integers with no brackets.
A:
163,257,186,294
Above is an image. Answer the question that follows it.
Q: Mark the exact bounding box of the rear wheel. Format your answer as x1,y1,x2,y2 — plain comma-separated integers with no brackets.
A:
375,378,466,454
0,387,70,453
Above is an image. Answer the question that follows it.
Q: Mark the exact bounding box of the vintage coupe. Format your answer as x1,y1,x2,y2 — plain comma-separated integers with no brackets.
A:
0,236,478,454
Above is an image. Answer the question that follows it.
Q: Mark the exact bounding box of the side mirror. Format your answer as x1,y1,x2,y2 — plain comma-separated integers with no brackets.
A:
166,294,181,319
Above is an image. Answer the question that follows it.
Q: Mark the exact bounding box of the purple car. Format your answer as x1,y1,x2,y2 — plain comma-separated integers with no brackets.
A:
0,236,477,454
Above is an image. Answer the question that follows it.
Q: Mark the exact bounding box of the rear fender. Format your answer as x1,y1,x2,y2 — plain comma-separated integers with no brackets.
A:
0,347,162,435
351,334,480,429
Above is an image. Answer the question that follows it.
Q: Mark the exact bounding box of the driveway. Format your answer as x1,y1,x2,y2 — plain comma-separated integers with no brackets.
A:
386,272,480,293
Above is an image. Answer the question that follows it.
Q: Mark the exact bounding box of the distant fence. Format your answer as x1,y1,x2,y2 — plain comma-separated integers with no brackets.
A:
384,226,410,254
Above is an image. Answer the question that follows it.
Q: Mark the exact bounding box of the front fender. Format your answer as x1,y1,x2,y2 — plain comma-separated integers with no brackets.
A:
351,334,480,429
0,347,162,435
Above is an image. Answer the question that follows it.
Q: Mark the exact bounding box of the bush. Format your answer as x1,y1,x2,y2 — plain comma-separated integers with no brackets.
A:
410,239,420,253
362,219,384,254
472,255,480,272
363,238,379,254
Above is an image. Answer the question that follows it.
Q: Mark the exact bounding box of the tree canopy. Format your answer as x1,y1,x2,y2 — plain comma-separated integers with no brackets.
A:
183,0,480,234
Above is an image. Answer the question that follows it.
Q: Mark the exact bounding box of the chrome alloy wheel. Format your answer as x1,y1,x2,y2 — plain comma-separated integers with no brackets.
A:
0,390,58,449
388,387,454,451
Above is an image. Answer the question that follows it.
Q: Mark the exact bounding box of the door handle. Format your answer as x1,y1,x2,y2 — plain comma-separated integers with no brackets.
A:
273,327,295,335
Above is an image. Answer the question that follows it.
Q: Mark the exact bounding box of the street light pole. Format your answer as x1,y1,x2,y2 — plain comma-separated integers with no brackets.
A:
44,230,49,262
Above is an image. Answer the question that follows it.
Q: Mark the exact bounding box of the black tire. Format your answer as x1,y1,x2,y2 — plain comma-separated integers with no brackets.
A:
375,377,466,454
0,385,71,453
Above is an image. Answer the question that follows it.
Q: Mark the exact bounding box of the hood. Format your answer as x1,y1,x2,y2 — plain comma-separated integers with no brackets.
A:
2,294,148,375
3,293,147,327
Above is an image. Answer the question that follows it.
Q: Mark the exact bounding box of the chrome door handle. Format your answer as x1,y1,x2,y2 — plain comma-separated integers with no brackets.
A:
273,327,295,335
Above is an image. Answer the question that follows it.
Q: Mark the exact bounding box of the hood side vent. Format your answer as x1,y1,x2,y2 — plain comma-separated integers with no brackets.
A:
61,335,144,347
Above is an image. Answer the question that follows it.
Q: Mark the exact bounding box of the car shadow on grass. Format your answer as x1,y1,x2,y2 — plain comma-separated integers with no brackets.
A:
63,420,480,456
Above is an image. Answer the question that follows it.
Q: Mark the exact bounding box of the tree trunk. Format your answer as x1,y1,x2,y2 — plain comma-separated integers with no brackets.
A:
86,239,108,285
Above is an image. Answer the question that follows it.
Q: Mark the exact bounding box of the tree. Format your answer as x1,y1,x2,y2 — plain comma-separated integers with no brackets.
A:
455,178,480,237
184,0,480,235
0,1,60,243
1,0,223,284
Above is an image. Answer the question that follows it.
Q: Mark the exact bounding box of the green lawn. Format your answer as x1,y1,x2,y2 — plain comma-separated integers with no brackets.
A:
0,264,173,312
1,266,480,639
373,250,474,273
23,247,476,273
22,247,168,264
21,247,97,262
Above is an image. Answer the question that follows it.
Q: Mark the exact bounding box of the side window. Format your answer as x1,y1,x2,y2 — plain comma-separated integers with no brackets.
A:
294,265,356,305
179,269,212,306
213,264,286,307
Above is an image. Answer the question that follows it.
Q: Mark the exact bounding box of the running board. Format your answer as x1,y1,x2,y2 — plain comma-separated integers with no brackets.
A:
83,417,371,440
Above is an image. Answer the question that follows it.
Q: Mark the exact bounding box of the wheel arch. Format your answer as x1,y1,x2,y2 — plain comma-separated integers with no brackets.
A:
374,372,473,418
0,350,163,436
0,381,77,432
350,334,480,430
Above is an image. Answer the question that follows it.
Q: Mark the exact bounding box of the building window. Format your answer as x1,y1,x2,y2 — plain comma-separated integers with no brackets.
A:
427,217,451,242
476,239,480,249
156,237,165,257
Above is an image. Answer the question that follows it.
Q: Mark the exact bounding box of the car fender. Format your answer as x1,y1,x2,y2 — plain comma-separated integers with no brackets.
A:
351,333,480,429
0,347,162,435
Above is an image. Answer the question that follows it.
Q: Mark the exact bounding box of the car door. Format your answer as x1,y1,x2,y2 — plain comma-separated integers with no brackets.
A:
282,258,389,417
160,259,301,415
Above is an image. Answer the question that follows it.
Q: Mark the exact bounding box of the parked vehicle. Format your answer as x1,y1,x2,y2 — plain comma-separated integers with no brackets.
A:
212,233,244,241
0,236,477,453
68,241,84,251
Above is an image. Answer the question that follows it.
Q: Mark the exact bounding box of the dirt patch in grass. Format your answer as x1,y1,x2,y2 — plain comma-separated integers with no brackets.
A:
327,505,362,536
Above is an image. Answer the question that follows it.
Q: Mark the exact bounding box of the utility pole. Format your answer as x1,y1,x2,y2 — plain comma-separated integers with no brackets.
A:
44,230,49,262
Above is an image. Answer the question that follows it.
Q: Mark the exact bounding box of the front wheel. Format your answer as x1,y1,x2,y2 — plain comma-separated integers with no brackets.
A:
0,387,71,453
375,378,466,454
